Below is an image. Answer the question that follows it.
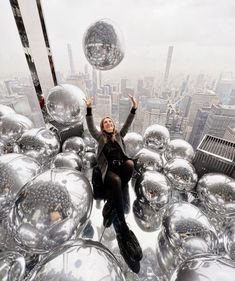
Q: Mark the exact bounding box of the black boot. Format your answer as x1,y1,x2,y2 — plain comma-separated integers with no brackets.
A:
102,201,116,227
122,185,130,214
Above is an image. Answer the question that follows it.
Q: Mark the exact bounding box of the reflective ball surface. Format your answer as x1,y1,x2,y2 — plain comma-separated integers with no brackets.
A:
0,104,15,119
197,173,235,218
164,139,194,162
26,240,125,281
83,19,124,70
124,132,143,159
82,152,97,169
164,158,198,191
62,136,85,156
7,168,93,253
143,124,170,153
224,221,235,260
18,127,60,166
83,135,97,153
46,84,86,125
51,151,83,171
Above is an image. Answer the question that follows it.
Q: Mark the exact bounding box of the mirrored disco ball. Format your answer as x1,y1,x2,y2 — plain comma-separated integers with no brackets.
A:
7,168,93,254
143,124,170,153
0,251,25,281
83,18,125,70
62,136,85,156
164,158,198,191
51,151,83,171
135,171,171,210
135,148,163,174
197,173,235,218
124,132,143,159
26,240,125,281
170,254,235,281
46,84,86,125
0,114,34,142
82,151,97,169
83,135,97,153
0,104,15,119
164,139,194,162
18,127,60,166
0,153,41,219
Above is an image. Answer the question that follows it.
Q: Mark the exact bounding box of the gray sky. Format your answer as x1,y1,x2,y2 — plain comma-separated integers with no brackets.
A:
1,0,235,82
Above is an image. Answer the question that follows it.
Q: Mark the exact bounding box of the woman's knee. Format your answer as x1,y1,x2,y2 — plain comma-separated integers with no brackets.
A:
124,159,134,172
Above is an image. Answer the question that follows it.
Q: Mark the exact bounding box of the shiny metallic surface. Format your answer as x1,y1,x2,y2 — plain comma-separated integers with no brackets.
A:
164,139,195,162
51,151,83,171
170,254,235,281
26,239,125,281
197,173,235,218
0,139,19,155
143,124,170,153
224,221,235,260
17,127,60,166
164,158,198,191
62,136,85,156
83,19,124,70
124,132,143,159
83,135,97,153
0,251,25,281
0,153,41,219
7,168,93,254
82,151,97,169
46,84,86,125
0,104,15,119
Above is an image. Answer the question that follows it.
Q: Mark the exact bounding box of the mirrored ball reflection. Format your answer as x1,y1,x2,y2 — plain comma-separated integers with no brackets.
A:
0,104,15,119
51,151,83,171
124,132,143,159
164,139,194,162
62,136,85,156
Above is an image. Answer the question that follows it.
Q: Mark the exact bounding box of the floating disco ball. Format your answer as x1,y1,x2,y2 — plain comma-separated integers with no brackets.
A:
7,168,93,254
197,173,235,218
26,240,125,281
143,124,170,153
164,158,198,191
0,251,25,281
170,255,235,281
124,132,143,159
46,84,86,125
224,221,235,260
51,151,83,171
82,151,97,169
0,153,41,219
135,148,163,174
18,127,60,166
62,136,85,156
0,114,34,142
83,18,125,70
164,139,194,162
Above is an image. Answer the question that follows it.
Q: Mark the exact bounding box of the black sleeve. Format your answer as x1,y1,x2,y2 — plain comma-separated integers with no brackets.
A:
131,107,137,114
86,107,92,116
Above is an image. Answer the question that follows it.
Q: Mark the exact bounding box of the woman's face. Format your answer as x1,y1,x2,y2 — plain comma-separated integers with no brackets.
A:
102,117,114,133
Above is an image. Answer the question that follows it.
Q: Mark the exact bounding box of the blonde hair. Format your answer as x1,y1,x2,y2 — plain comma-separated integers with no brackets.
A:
100,116,117,143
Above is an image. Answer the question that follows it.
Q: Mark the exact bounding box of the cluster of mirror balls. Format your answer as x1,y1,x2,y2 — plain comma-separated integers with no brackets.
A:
0,19,234,281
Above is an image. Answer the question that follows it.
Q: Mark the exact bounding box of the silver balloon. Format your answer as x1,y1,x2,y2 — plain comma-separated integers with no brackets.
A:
0,104,15,119
197,173,235,218
164,139,194,162
62,136,85,156
0,114,34,142
0,251,25,281
83,135,97,153
82,151,97,169
0,153,41,219
170,254,235,281
83,19,125,70
124,132,143,159
18,127,60,166
135,148,163,174
46,84,86,125
143,124,170,153
0,139,19,155
164,158,198,191
7,168,93,254
26,240,125,281
224,221,235,260
51,151,83,171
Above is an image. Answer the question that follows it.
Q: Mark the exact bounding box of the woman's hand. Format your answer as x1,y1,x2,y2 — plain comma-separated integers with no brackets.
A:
128,95,138,109
83,97,93,108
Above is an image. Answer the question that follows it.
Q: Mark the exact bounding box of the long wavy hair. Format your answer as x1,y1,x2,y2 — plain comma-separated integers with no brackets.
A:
100,116,117,143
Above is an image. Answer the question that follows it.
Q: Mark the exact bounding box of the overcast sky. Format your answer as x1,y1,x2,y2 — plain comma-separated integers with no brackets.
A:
1,0,235,82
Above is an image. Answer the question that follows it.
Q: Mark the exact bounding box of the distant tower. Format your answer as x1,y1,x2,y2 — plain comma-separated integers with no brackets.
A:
92,67,97,105
67,43,75,75
163,46,174,88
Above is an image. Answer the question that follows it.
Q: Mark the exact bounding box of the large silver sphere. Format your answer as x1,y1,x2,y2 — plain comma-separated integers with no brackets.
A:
0,139,19,155
0,104,15,119
46,84,86,125
164,139,194,162
62,136,85,156
0,153,41,219
164,158,198,191
170,255,235,281
0,251,25,281
51,151,83,171
135,148,163,174
0,114,34,142
82,151,97,169
7,168,93,254
83,19,125,70
83,135,97,153
143,124,170,153
135,171,171,210
26,240,125,281
124,132,143,159
18,127,60,166
197,173,235,218
224,221,235,260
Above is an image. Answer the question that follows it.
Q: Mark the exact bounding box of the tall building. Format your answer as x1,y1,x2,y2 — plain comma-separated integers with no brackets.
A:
224,126,235,142
163,46,174,88
229,89,235,105
121,79,128,94
67,44,76,75
215,72,234,104
92,67,97,105
119,98,131,125
95,94,112,121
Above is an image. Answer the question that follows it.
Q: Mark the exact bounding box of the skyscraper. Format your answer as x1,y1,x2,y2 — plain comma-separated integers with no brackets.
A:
163,46,174,88
67,43,75,75
215,72,234,104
